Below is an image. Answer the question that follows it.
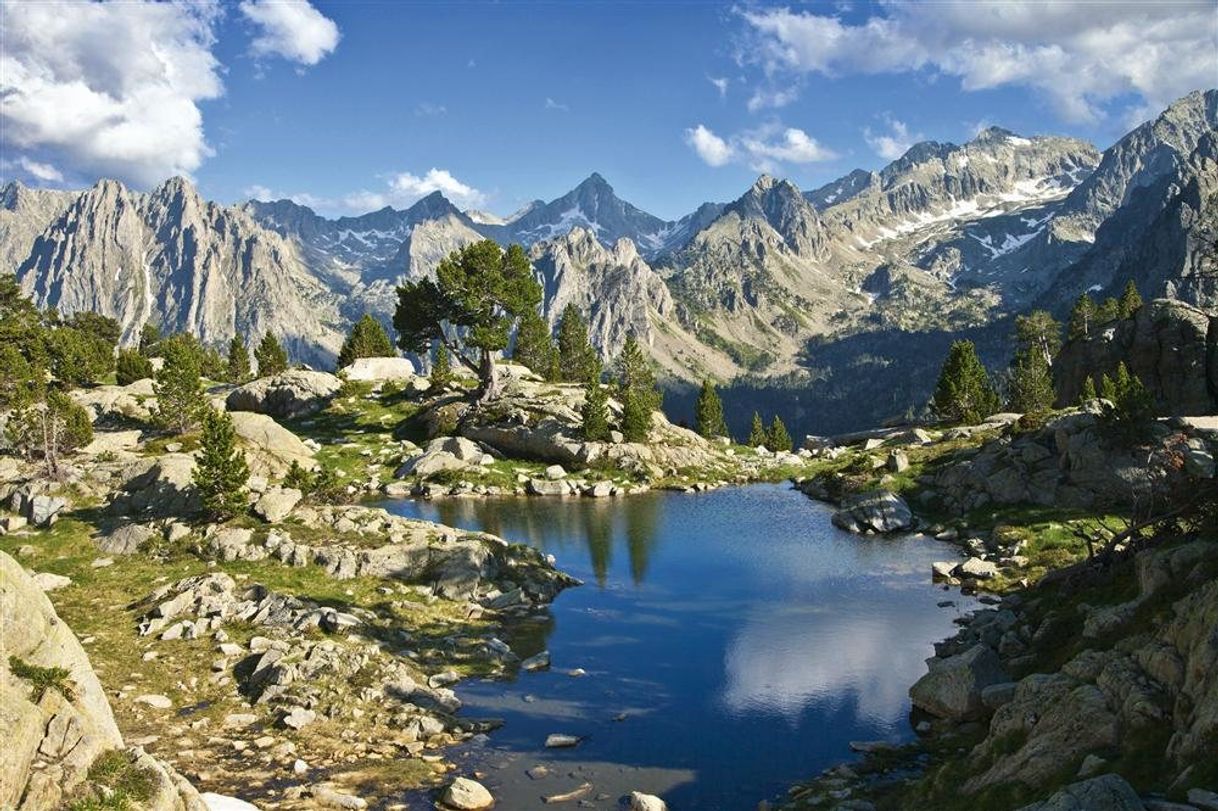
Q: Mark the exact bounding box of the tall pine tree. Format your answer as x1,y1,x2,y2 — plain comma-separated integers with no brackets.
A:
580,374,611,441
747,412,767,447
193,407,250,521
154,335,206,434
694,379,728,438
557,304,599,383
1007,350,1055,414
254,333,288,377
1067,293,1096,341
766,415,793,452
932,340,999,424
615,334,660,442
514,308,560,379
226,334,251,383
1118,280,1144,319
337,314,394,369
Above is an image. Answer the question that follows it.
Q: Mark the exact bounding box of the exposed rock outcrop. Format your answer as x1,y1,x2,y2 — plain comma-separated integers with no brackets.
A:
0,551,204,810
1053,299,1216,414
225,370,343,419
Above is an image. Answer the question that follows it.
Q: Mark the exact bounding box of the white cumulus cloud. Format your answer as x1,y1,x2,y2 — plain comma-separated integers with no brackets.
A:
686,123,836,171
864,117,921,160
740,1,1217,123
685,125,735,167
0,0,223,188
344,169,487,211
240,0,340,66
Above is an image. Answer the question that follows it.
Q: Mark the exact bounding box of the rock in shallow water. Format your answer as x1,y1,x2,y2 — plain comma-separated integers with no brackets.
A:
831,490,914,534
441,777,494,809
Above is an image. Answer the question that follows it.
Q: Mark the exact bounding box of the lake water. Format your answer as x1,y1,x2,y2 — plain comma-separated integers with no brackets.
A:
382,484,972,810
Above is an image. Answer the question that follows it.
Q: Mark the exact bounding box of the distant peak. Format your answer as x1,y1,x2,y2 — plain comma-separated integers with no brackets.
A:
752,174,777,191
576,172,613,193
973,126,1019,142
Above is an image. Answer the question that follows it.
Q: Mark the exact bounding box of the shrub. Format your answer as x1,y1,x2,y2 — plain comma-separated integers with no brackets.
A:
115,349,153,386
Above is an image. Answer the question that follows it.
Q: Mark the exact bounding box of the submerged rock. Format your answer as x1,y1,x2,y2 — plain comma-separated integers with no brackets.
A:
831,490,914,534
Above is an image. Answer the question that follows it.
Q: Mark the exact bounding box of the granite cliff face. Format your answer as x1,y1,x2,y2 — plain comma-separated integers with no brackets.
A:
1052,299,1217,414
16,177,346,365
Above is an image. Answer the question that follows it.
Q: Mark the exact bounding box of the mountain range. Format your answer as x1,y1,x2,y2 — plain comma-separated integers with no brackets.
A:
2,89,1215,434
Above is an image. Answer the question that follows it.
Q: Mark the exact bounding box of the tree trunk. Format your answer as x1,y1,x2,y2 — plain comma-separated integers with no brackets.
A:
476,349,499,403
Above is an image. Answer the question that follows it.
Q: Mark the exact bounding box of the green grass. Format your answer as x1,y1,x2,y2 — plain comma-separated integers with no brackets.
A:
9,655,75,701
68,750,157,811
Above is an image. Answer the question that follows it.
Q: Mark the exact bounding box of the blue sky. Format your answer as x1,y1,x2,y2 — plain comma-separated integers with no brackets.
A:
2,1,1215,220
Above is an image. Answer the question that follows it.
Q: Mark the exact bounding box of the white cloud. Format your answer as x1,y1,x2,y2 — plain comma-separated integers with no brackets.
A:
864,116,921,160
18,157,64,183
239,0,340,66
344,168,487,211
0,0,223,188
685,125,735,167
708,76,729,98
243,184,276,202
685,123,836,171
544,97,569,112
740,1,1217,124
747,85,800,112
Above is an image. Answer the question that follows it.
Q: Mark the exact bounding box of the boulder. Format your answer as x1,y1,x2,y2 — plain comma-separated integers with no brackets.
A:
69,383,154,424
440,777,494,810
225,370,342,419
1015,774,1145,811
27,495,66,527
396,451,467,478
96,523,157,555
339,357,418,383
112,454,198,518
832,490,914,534
630,792,668,811
253,488,302,523
958,557,999,580
31,572,72,591
229,412,317,477
909,643,1008,720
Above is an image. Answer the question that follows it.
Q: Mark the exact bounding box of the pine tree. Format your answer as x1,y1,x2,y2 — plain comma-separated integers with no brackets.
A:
1096,296,1121,325
226,334,251,383
514,308,560,379
46,326,114,388
1067,293,1096,341
1098,361,1156,443
139,323,162,355
615,335,660,442
932,340,1000,424
430,341,452,388
1014,310,1061,367
254,333,288,377
580,374,610,441
192,407,250,521
1007,349,1055,414
337,314,394,370
557,304,599,383
153,335,206,434
115,349,154,386
1079,375,1098,404
1118,280,1144,319
747,412,767,447
200,345,226,380
766,415,793,452
694,379,728,438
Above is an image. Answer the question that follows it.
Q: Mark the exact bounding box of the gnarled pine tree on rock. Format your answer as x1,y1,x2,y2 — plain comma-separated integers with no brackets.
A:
393,240,541,402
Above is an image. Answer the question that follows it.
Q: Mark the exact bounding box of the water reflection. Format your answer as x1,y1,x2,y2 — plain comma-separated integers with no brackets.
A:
400,494,664,587
381,485,972,809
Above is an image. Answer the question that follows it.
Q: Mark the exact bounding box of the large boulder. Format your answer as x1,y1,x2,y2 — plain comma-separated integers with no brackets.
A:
909,643,1009,720
0,552,205,810
225,370,342,419
110,454,198,518
228,411,317,477
831,490,914,534
440,777,494,810
1053,299,1216,414
1015,774,1145,811
69,380,156,424
339,357,418,383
